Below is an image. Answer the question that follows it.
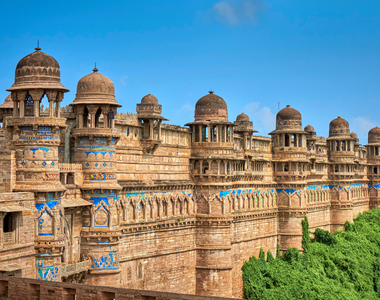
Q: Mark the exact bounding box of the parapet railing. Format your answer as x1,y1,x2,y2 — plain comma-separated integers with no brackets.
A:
61,260,91,277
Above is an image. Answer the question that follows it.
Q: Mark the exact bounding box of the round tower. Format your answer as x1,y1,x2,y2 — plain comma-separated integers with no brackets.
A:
327,116,356,180
5,47,69,281
136,94,168,154
185,91,235,184
70,67,122,286
185,91,233,297
269,105,308,183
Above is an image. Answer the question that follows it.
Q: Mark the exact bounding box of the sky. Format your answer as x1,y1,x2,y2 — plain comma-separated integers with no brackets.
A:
1,0,380,144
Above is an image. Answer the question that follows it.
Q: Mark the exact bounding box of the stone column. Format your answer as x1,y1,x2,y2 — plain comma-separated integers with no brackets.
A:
208,125,211,142
56,101,61,118
216,125,219,142
200,160,203,175
199,125,202,142
217,160,220,175
29,90,44,118
149,119,153,139
158,120,162,141
76,106,84,128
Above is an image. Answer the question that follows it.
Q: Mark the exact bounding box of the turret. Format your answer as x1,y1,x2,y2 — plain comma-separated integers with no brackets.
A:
269,105,308,183
5,46,69,281
70,67,122,286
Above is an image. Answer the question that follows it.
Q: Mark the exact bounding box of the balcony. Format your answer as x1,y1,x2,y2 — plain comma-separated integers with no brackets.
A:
61,260,91,278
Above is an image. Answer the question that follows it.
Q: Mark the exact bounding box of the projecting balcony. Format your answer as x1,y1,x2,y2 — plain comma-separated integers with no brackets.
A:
61,260,91,278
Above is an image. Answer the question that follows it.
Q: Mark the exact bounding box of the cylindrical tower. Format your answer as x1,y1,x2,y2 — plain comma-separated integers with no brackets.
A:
327,116,356,180
269,105,308,183
70,67,122,286
5,47,69,281
185,91,235,186
185,91,233,297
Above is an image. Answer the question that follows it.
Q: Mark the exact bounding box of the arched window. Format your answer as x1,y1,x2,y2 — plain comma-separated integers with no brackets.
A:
285,134,290,147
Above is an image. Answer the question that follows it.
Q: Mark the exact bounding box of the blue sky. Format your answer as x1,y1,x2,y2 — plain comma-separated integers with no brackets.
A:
1,0,380,143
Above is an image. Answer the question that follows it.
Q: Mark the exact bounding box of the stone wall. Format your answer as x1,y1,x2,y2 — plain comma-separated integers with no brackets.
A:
0,275,234,300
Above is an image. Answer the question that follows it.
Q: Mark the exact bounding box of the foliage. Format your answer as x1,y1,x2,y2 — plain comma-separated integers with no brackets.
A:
242,209,380,299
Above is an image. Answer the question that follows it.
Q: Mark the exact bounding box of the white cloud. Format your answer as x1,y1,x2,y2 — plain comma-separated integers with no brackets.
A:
243,101,275,135
120,75,129,87
176,103,194,115
352,116,376,144
212,0,265,25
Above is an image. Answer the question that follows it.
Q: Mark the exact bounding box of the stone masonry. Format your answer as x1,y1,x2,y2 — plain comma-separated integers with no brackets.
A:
0,47,378,298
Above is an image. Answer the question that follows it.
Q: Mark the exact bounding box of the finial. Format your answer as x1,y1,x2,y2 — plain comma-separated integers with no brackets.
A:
35,39,41,51
338,116,341,118
286,104,290,107
93,63,98,72
209,90,214,94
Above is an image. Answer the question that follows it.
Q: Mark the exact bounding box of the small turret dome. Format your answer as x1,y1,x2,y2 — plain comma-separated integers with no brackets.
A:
276,105,302,130
236,113,249,122
7,47,68,92
71,68,121,107
329,116,350,137
368,127,380,144
194,91,228,121
141,94,158,105
0,94,13,109
304,125,315,132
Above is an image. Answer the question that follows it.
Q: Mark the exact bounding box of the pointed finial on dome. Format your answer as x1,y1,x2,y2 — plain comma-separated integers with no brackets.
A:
209,90,214,94
35,39,41,51
93,63,98,73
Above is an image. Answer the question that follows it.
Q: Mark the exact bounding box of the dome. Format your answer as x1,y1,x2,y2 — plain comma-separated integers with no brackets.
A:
71,68,121,107
304,125,315,132
0,94,13,109
7,47,68,92
141,94,158,105
350,132,358,139
368,127,380,144
329,116,350,137
276,105,302,130
236,113,249,122
194,91,228,121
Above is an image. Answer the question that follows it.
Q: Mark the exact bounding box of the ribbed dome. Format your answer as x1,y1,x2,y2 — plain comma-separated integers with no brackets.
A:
304,125,315,132
7,47,68,92
71,68,120,107
368,127,380,144
329,116,350,137
194,91,228,121
236,113,249,122
141,94,158,105
276,105,302,130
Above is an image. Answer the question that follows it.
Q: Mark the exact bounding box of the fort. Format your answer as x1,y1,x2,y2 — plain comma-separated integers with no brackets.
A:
0,47,378,298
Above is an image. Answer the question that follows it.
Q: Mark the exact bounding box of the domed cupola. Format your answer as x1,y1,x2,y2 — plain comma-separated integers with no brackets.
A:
234,113,256,133
70,67,121,129
329,116,350,137
275,105,302,131
136,94,168,153
7,47,68,92
304,125,314,133
269,105,308,183
350,132,359,143
327,116,356,178
194,91,228,121
368,127,380,144
71,67,120,107
366,126,380,160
